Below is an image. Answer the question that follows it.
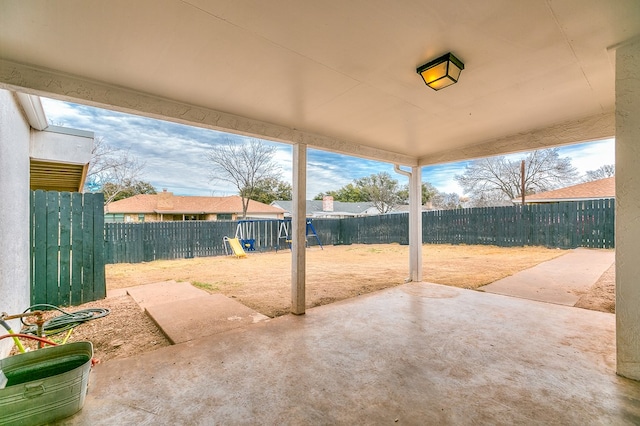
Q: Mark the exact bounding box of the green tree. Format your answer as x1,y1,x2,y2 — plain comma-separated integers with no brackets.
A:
314,183,368,202
317,173,458,213
397,182,439,205
102,179,156,202
314,172,399,212
248,177,292,204
353,172,400,214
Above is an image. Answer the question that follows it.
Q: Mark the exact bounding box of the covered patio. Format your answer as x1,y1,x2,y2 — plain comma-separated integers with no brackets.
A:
1,0,640,420
68,282,639,424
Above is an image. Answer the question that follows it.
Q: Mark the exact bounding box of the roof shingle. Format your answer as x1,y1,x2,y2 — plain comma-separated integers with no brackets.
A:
105,193,284,214
517,177,615,203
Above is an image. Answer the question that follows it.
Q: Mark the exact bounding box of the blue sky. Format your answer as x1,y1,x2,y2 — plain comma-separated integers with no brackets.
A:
41,98,615,198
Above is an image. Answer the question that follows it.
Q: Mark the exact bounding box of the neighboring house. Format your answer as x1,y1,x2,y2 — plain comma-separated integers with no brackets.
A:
272,196,378,218
513,177,615,204
105,190,285,223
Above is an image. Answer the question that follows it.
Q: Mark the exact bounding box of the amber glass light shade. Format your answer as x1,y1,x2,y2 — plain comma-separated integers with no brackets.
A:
417,53,464,91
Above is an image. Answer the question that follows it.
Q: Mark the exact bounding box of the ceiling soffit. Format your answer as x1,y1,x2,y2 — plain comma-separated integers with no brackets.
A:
0,0,637,164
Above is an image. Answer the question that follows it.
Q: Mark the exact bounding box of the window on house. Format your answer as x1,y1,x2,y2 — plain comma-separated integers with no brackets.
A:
104,213,125,223
217,213,232,221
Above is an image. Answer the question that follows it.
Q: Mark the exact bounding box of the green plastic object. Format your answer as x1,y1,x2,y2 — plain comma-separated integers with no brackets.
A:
0,341,93,426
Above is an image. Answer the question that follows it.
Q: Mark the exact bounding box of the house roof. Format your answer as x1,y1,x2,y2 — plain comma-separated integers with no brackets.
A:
105,194,284,215
2,2,636,166
272,200,375,215
516,177,615,203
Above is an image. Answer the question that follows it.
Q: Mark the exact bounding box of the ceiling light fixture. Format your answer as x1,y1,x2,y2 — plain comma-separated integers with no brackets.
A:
416,52,464,91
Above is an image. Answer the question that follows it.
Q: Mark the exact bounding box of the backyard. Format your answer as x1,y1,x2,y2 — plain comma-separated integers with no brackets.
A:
18,244,615,363
106,243,571,317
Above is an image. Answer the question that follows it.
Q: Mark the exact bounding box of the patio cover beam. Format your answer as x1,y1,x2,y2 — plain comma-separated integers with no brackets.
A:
0,60,417,168
419,112,615,166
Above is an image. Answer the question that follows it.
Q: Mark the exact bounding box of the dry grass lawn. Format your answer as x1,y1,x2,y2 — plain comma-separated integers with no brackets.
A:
106,243,567,318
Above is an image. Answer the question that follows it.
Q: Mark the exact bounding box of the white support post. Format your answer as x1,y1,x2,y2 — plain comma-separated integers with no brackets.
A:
395,165,423,282
409,166,423,282
291,143,307,315
615,36,640,380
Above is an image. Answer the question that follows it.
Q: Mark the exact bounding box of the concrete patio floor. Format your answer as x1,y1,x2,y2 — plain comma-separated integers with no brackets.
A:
62,282,640,425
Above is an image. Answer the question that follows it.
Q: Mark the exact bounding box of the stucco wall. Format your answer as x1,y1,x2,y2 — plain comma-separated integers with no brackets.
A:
0,89,31,358
616,37,640,381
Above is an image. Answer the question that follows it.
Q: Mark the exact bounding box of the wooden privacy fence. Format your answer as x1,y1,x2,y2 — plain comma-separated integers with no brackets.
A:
422,199,615,248
30,190,106,306
317,215,408,245
105,221,237,263
103,199,615,264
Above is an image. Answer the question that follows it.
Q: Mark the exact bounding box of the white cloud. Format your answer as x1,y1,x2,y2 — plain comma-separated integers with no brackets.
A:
41,98,616,200
423,162,468,194
557,139,615,173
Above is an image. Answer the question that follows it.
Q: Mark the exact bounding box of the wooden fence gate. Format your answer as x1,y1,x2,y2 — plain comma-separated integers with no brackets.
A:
30,190,106,306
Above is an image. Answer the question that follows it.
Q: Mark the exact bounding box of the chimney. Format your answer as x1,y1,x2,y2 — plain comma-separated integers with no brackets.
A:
157,190,174,210
322,195,334,212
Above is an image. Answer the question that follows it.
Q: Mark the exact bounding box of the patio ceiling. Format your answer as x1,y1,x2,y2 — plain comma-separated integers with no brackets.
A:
1,0,638,165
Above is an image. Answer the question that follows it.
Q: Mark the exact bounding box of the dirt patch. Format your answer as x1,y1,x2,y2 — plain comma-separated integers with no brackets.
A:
10,295,171,363
575,262,615,313
106,244,569,317
9,244,614,362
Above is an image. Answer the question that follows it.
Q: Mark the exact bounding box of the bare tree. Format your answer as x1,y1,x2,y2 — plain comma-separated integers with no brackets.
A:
432,192,463,210
583,164,615,182
456,148,578,207
102,179,156,203
207,139,281,218
466,192,513,208
85,137,146,204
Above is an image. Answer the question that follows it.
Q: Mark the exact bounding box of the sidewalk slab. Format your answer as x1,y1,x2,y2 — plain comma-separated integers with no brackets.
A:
146,294,269,344
125,280,269,344
479,248,615,306
126,280,208,310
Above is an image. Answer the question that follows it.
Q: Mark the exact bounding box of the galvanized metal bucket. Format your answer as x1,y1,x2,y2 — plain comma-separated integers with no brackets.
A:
0,341,93,426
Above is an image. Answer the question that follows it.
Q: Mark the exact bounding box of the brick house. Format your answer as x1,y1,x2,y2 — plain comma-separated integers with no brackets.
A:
105,190,285,223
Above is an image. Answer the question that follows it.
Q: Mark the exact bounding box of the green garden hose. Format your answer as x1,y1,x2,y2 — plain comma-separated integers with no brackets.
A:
21,304,110,337
0,319,26,353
